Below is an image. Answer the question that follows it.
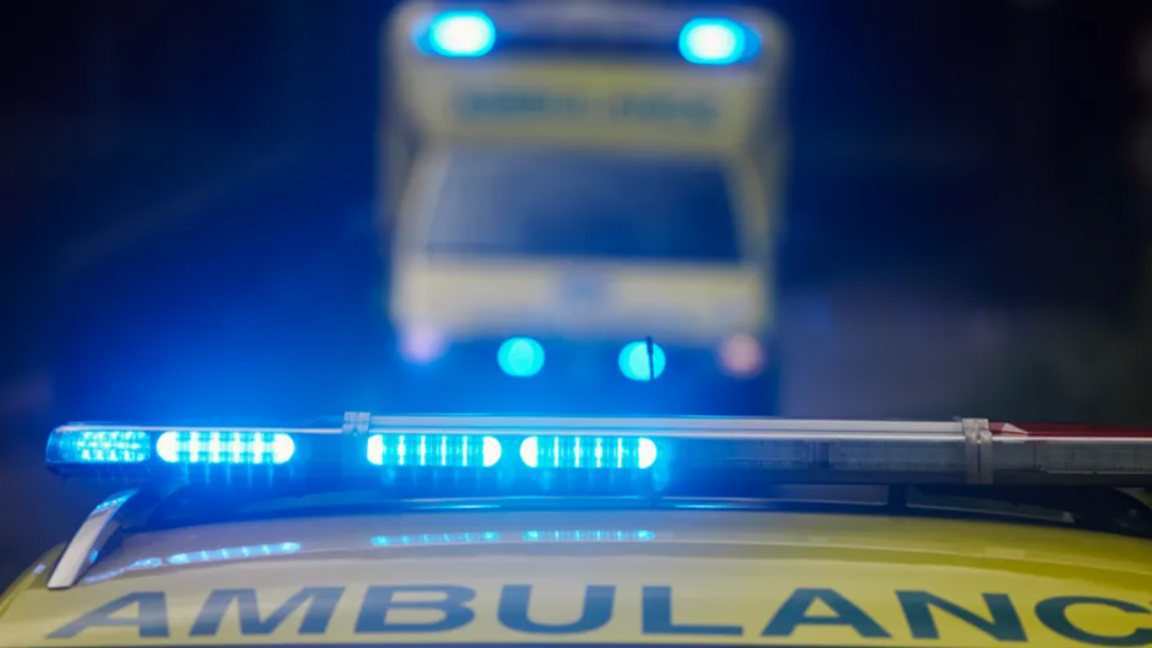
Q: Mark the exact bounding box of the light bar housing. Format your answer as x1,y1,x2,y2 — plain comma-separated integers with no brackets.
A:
45,415,1152,490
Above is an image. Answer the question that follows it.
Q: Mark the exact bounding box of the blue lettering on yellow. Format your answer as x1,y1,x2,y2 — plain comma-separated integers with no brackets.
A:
355,585,475,633
613,94,718,126
498,584,613,634
642,585,743,636
455,89,586,120
898,591,1026,642
48,592,169,639
454,88,717,127
762,588,890,638
189,587,343,636
59,584,1152,643
1036,597,1152,647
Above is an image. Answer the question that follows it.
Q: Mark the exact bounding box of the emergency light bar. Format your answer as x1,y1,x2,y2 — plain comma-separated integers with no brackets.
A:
45,415,1152,489
40,414,1152,590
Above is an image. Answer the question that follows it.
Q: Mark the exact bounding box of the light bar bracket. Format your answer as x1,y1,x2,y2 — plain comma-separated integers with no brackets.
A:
962,418,993,484
47,489,140,590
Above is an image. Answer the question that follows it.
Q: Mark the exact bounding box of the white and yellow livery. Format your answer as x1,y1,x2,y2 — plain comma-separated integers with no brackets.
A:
380,1,790,397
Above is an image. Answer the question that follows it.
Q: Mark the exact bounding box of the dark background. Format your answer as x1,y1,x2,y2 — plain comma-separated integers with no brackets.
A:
3,0,1152,583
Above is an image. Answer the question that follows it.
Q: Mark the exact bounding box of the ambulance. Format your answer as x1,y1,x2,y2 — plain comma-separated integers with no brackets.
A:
4,414,1152,647
381,1,790,414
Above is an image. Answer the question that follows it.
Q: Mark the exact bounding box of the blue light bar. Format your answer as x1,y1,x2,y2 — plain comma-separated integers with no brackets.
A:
367,434,502,468
619,341,666,381
53,416,1152,497
498,337,545,377
679,18,749,65
46,430,150,464
519,436,658,470
423,10,496,58
155,431,295,465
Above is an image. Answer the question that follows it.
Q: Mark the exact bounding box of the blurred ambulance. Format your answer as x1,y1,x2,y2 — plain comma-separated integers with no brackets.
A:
380,1,790,413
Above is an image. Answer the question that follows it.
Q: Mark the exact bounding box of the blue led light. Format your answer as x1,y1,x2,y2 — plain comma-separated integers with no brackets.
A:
523,530,655,542
372,532,500,547
425,10,496,58
48,430,150,464
92,492,132,512
155,431,295,465
168,542,299,565
679,18,747,65
519,436,658,470
367,434,502,468
498,337,545,377
619,341,666,381
83,543,299,584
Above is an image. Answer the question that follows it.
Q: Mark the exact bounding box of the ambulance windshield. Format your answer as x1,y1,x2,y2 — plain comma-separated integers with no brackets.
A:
425,147,741,261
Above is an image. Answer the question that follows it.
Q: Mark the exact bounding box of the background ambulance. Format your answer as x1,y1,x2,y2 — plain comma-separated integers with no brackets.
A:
380,1,790,414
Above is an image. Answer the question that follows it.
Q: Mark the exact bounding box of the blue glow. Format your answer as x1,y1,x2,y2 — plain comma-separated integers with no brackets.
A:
92,492,132,512
520,436,538,468
523,530,655,542
155,431,295,465
367,434,502,468
372,532,500,547
519,436,658,470
168,542,299,565
48,430,150,464
619,341,667,381
426,11,495,58
679,18,747,65
498,337,545,377
82,543,299,584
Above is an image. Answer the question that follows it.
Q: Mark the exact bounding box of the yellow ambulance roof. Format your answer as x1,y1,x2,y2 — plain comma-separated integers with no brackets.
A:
2,508,1151,647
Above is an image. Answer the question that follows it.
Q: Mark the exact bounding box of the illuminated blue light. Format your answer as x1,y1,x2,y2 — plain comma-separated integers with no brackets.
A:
522,530,656,542
372,531,500,547
82,558,162,584
498,337,545,377
83,543,299,584
679,18,747,65
519,436,658,470
619,341,666,381
155,431,295,465
367,434,502,468
49,430,150,464
168,542,299,566
92,492,132,512
426,10,496,58
520,436,538,468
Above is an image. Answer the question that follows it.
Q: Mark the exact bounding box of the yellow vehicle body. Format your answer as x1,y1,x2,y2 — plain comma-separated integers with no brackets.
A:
383,2,789,348
3,508,1151,647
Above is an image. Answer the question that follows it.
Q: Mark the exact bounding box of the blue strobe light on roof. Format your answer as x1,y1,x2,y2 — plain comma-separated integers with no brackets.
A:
367,434,502,468
519,436,658,470
156,431,295,465
498,337,545,377
426,10,496,58
47,430,151,464
679,18,747,65
619,341,666,381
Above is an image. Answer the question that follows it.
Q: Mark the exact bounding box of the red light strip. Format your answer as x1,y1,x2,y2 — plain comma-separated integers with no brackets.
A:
991,422,1152,438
